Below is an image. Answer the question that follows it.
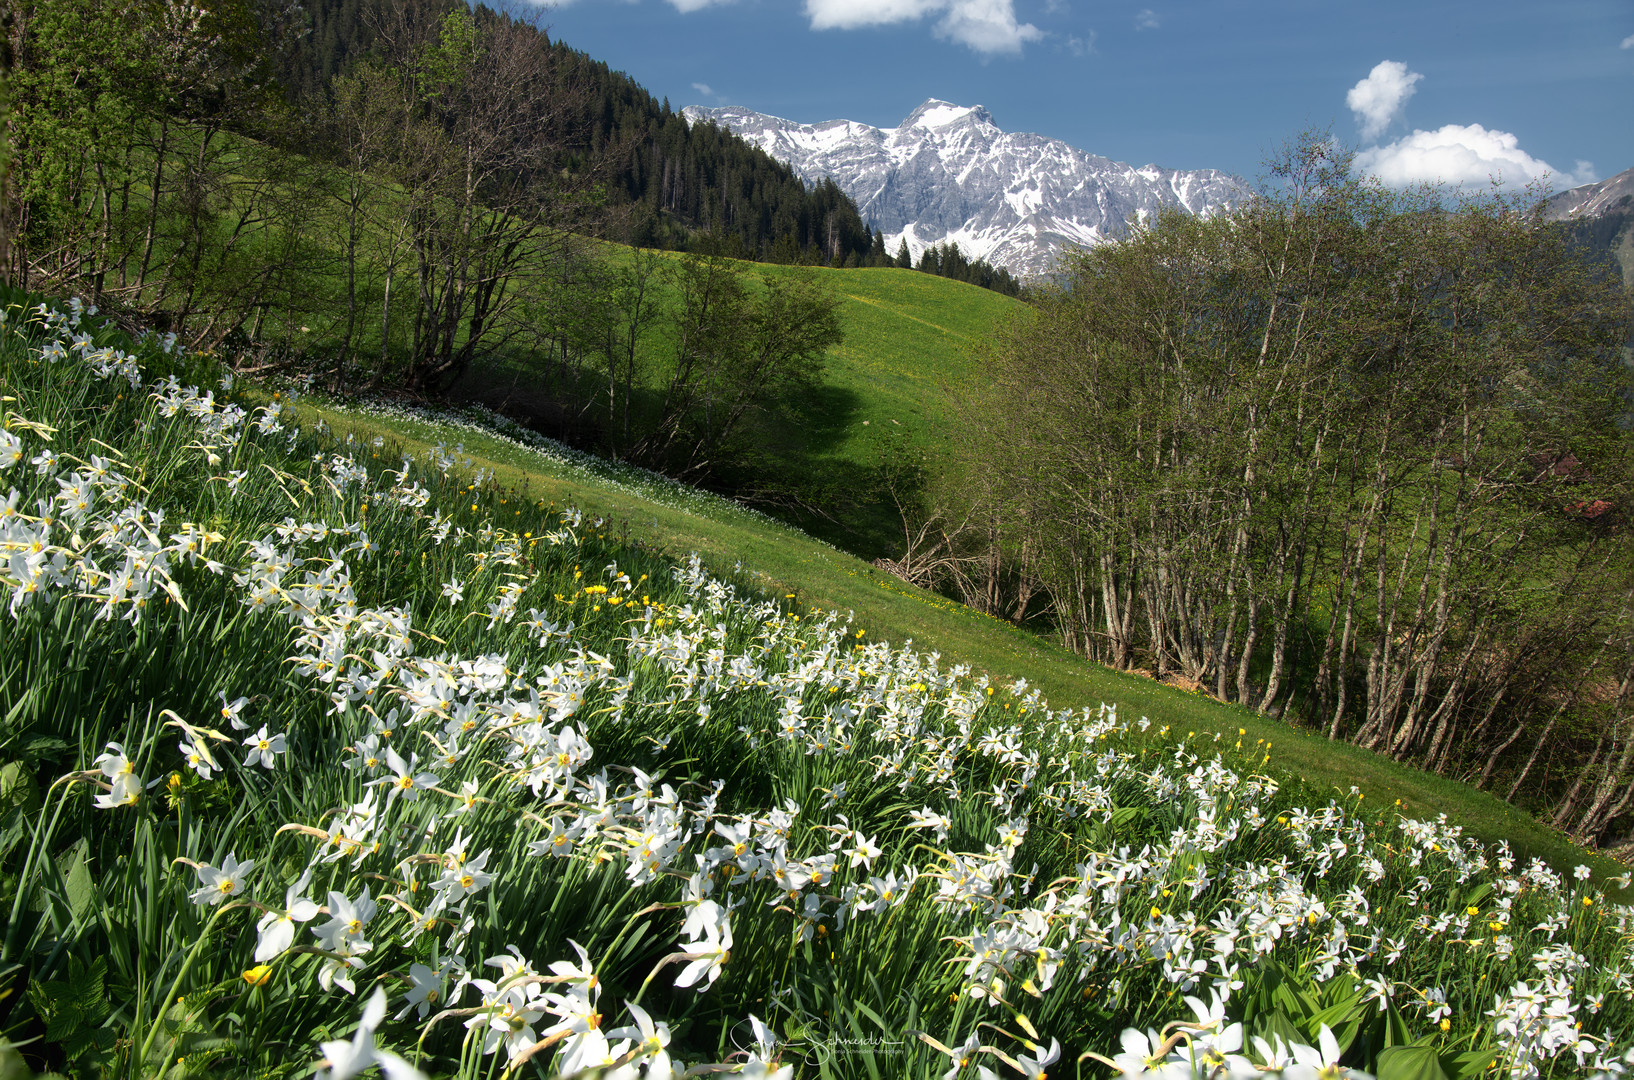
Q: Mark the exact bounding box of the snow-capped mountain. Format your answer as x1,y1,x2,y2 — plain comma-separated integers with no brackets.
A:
682,98,1251,278
1544,166,1634,222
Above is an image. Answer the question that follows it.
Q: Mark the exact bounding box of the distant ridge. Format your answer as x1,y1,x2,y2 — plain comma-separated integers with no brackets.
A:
1545,166,1634,222
1546,165,1634,289
684,99,1251,278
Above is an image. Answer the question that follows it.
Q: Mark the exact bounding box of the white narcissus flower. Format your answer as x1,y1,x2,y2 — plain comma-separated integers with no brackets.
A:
369,747,438,807
319,946,368,995
1284,1025,1360,1080
396,960,453,1021
556,1028,637,1077
432,848,493,901
940,1033,981,1080
846,830,883,869
674,912,731,991
93,771,145,810
314,887,378,954
908,806,951,843
92,741,135,781
317,986,425,1080
254,870,320,962
1017,1038,1060,1079
0,430,23,470
242,725,286,769
1113,1028,1180,1078
739,1015,791,1080
189,852,253,906
178,740,216,779
218,691,250,731
609,1001,673,1076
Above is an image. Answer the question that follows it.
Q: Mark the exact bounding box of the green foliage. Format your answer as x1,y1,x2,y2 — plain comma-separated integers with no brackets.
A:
23,956,112,1068
909,240,1023,297
276,0,884,269
951,133,1634,836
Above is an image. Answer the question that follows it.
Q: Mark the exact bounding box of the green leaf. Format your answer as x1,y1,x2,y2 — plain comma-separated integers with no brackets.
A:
1107,806,1144,830
0,1039,37,1080
1382,1001,1413,1049
1443,1047,1502,1080
1377,1045,1452,1080
53,840,95,926
0,762,35,812
21,738,68,759
1271,977,1319,1024
1252,1009,1308,1052
24,956,110,1063
66,956,107,1023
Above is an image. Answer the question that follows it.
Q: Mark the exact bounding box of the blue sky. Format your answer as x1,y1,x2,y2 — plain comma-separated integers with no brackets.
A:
532,0,1632,193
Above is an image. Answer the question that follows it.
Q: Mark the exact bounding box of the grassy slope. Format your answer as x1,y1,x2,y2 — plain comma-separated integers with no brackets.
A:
753,263,1018,554
296,388,1627,892
760,262,1016,459
467,250,1018,557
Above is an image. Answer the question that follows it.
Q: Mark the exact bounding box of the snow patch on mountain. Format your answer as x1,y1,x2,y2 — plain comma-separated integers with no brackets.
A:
683,98,1251,278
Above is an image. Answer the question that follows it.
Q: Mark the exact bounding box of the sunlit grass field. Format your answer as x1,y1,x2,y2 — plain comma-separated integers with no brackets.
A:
4,291,1634,1079
463,250,1020,557
290,389,1628,893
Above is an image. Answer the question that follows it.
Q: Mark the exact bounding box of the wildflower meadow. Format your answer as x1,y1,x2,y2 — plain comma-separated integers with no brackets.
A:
2,292,1634,1079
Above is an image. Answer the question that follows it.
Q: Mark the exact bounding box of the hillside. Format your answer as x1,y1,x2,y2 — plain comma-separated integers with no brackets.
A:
280,0,882,263
319,324,1627,889
5,289,1633,1077
457,257,1024,559
1547,165,1634,291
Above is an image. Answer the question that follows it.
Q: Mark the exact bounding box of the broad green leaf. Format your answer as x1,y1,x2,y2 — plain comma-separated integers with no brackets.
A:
1253,1009,1307,1051
0,1039,33,1080
54,841,95,926
0,762,35,812
1377,1045,1452,1080
1382,1001,1414,1048
1443,1047,1503,1080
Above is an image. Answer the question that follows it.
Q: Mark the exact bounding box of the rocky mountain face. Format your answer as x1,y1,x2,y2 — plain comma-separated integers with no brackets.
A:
1546,166,1634,221
1546,166,1634,290
682,98,1251,279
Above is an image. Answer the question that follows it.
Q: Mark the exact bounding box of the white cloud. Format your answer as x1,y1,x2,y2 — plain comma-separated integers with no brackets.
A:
667,0,734,10
805,0,1042,54
805,0,944,29
1134,8,1159,30
1355,124,1596,192
934,0,1043,53
691,82,715,98
1063,30,1095,56
1346,60,1422,142
1621,33,1634,48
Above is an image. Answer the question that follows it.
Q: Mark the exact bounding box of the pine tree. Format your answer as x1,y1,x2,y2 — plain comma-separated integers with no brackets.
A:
895,238,912,268
770,232,802,265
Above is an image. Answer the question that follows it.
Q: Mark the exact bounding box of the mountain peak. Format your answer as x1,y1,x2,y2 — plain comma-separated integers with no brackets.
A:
901,99,994,131
1544,165,1634,221
685,102,1250,278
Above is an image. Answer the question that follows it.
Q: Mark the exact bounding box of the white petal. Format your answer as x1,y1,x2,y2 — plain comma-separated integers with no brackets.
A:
254,917,295,963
